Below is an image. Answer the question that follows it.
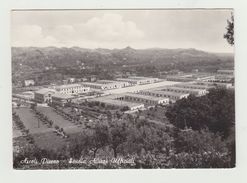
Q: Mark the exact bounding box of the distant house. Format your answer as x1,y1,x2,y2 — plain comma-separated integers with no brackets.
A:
81,77,88,82
54,84,90,94
62,80,68,84
217,69,234,75
192,69,199,73
68,78,76,83
34,88,56,103
23,79,35,87
88,76,97,82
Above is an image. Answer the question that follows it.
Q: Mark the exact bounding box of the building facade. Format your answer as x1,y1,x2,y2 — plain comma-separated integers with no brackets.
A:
174,83,214,90
90,97,144,111
116,77,159,85
23,79,35,87
217,69,234,75
139,90,189,102
54,84,90,94
34,88,56,103
51,93,74,106
123,93,169,106
162,86,207,96
82,80,130,90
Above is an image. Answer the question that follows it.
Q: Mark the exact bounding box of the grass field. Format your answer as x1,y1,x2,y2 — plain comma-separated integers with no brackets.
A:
37,106,74,128
13,106,91,151
14,107,48,134
37,106,87,136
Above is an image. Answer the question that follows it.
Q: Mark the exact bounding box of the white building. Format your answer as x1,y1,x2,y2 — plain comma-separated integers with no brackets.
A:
82,80,129,90
52,93,74,106
123,93,169,106
90,97,144,111
217,69,234,75
23,79,35,87
196,81,233,89
116,76,159,85
162,86,207,96
34,88,56,103
174,83,214,90
139,90,189,102
54,84,90,94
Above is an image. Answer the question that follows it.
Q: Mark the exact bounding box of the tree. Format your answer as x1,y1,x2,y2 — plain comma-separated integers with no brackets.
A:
83,123,110,158
174,128,227,154
224,13,234,46
30,102,37,110
165,88,235,138
109,122,128,157
121,106,130,112
125,124,172,156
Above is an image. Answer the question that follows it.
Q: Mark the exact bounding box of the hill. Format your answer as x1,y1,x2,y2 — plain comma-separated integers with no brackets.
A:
12,47,234,69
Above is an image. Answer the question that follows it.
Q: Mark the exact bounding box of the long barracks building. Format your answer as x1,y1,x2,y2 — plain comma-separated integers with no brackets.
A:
82,80,130,90
162,86,207,96
174,83,214,90
116,76,159,85
139,90,189,102
122,93,169,106
54,84,90,94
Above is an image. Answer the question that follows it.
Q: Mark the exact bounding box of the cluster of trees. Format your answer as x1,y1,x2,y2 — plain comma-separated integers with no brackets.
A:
12,112,35,145
165,88,235,167
166,88,235,137
54,125,68,139
224,13,234,46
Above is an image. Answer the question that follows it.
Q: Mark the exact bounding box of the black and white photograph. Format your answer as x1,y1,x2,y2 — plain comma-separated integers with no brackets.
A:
11,9,235,169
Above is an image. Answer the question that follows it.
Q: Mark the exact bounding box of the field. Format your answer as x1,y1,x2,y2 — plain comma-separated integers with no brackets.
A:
14,107,48,134
13,106,86,151
37,106,74,128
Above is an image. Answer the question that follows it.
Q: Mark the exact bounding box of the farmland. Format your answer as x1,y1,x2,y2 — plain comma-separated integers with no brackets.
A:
13,107,48,134
13,106,86,151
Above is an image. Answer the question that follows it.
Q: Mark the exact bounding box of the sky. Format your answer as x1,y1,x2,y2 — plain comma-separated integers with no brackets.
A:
11,9,233,53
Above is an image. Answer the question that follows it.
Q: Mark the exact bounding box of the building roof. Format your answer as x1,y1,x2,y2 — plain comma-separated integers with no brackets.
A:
217,69,234,73
165,86,207,92
96,80,116,84
34,88,56,95
174,83,213,89
116,77,158,82
116,78,138,82
141,90,190,97
124,93,168,101
82,82,105,86
127,76,159,80
97,80,129,84
196,81,232,86
55,84,85,89
90,97,144,108
52,93,74,99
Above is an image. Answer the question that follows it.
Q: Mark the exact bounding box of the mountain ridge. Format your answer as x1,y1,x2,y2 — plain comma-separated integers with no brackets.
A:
11,46,234,70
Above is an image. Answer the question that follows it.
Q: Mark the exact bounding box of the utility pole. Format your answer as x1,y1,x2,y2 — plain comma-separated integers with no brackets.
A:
37,117,40,128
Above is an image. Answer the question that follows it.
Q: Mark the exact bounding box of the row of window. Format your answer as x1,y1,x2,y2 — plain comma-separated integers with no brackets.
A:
61,87,89,91
125,96,168,104
140,92,181,100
